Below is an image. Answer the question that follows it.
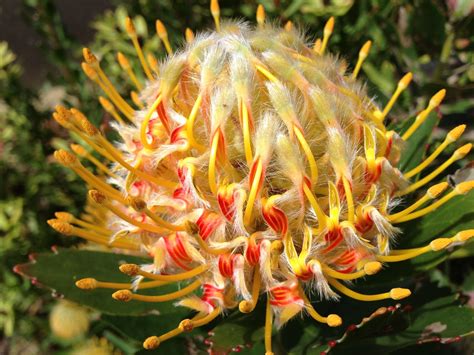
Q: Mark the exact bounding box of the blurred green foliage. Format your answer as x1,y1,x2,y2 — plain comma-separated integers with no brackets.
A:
0,40,87,352
1,0,473,353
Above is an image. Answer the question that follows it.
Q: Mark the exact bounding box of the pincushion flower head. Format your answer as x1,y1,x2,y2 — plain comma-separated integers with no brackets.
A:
46,1,473,353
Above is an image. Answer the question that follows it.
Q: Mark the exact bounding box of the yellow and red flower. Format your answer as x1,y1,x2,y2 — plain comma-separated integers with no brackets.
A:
48,1,473,353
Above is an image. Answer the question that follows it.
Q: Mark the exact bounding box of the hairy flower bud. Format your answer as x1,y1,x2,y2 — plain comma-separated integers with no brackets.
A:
48,2,473,353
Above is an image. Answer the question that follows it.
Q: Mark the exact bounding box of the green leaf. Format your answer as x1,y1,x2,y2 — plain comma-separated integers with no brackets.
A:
15,248,188,316
293,281,474,354
399,190,474,249
363,61,396,97
285,320,322,355
354,189,473,288
462,270,474,292
449,241,474,259
362,191,474,285
397,111,439,172
332,295,473,354
102,330,139,355
391,342,465,355
209,305,265,353
99,314,196,355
